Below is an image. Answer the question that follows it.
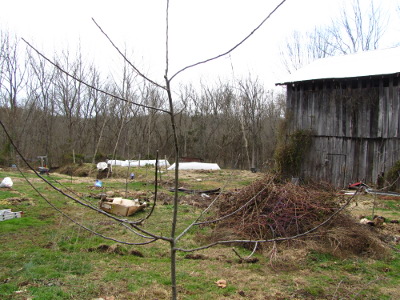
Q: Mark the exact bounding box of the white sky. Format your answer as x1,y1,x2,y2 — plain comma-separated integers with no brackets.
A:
1,0,399,90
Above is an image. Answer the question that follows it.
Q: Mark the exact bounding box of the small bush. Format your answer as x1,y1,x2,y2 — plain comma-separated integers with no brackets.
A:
0,141,12,167
62,152,85,165
385,160,400,190
94,152,107,163
274,129,313,177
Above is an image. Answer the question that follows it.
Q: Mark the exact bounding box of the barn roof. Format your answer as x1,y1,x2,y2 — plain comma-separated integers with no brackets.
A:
276,46,400,85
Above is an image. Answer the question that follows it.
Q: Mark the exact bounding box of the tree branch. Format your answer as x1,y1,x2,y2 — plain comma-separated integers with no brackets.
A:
128,150,160,224
91,18,166,90
169,0,287,81
22,38,170,114
164,0,170,79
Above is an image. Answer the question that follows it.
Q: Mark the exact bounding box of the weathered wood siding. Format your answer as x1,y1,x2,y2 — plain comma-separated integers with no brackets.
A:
286,75,400,187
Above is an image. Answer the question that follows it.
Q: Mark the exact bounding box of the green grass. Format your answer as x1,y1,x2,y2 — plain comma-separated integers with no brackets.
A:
0,190,17,199
384,200,400,210
0,217,50,232
0,168,399,299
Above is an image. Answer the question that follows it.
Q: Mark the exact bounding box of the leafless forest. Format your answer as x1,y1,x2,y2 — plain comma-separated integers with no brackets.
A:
0,31,285,170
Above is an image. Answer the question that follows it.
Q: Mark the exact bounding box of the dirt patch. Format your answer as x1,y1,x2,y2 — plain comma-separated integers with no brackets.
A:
87,244,145,257
129,249,144,257
152,191,174,205
88,244,127,255
184,253,208,260
0,197,34,206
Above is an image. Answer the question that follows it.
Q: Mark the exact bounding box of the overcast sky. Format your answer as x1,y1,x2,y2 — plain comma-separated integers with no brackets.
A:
1,0,399,89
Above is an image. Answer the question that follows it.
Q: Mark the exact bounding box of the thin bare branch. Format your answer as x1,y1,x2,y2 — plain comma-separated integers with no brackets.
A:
170,0,287,81
232,248,244,260
352,277,382,299
91,18,166,90
120,223,156,240
22,38,170,114
129,150,159,225
165,0,170,78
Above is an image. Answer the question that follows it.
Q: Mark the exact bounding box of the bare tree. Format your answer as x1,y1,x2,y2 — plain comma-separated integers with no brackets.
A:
84,64,110,166
0,32,24,110
237,77,269,171
52,48,87,162
281,0,387,73
280,29,334,73
0,30,6,90
0,31,27,163
328,0,386,54
25,50,58,162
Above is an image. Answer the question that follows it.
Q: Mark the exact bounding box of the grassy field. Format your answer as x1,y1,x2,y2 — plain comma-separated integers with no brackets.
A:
0,166,399,299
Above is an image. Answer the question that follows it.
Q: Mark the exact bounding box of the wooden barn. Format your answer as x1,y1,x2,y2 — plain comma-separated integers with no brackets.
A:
276,47,400,188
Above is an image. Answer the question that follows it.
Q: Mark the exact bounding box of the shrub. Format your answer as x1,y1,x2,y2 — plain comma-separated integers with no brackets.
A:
62,152,85,165
274,129,313,178
385,160,400,190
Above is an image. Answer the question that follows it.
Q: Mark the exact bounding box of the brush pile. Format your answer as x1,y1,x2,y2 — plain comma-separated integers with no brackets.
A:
212,175,390,257
214,175,338,240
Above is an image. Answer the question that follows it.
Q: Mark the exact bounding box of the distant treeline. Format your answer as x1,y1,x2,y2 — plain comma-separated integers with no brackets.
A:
0,31,285,170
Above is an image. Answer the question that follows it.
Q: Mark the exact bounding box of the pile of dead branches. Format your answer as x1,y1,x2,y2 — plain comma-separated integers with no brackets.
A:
210,175,391,258
213,175,339,241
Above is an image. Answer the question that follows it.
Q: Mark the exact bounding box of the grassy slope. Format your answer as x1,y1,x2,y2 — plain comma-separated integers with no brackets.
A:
0,167,399,300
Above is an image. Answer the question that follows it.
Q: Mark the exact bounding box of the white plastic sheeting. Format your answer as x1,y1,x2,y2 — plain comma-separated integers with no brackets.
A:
276,47,400,84
106,159,170,167
97,162,108,170
107,160,124,166
167,162,221,170
0,177,13,188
